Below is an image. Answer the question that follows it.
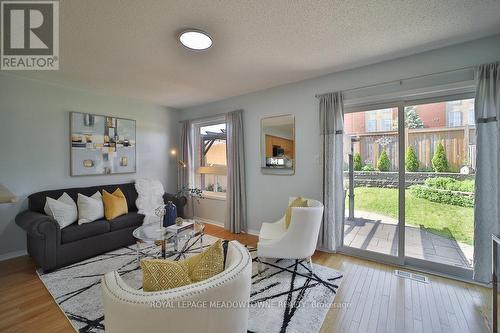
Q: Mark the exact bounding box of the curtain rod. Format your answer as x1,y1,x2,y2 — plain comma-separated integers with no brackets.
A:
178,111,228,124
315,65,476,98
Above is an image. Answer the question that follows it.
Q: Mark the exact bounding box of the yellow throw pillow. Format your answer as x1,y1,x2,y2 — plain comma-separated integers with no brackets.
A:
102,188,128,220
285,197,308,229
141,259,192,292
140,240,225,292
178,239,225,282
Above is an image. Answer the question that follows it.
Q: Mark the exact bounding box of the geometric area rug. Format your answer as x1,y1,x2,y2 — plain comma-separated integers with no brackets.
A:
37,234,343,333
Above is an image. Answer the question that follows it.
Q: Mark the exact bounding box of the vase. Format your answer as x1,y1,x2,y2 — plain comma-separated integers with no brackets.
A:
163,201,177,227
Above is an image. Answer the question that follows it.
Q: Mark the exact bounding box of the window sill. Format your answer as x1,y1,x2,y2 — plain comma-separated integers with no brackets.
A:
202,191,226,201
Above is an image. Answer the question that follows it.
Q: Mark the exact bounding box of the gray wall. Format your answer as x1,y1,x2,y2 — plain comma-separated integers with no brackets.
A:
180,34,500,233
0,74,180,258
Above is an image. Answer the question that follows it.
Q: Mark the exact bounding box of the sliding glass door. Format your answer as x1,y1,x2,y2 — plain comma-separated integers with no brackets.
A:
342,106,402,263
404,98,475,271
341,95,475,278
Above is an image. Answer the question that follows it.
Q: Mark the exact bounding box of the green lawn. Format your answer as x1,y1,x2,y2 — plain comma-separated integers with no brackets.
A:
347,187,474,245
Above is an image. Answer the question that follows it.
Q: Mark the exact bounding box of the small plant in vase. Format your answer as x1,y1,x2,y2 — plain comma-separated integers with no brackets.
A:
175,217,184,226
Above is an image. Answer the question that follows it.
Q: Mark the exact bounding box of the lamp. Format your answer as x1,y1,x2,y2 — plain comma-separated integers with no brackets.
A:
0,184,17,204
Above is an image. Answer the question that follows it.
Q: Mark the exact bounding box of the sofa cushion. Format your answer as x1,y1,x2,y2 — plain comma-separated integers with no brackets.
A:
61,220,110,244
109,212,143,232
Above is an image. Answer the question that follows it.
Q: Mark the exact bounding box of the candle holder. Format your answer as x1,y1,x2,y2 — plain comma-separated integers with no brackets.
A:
154,205,166,232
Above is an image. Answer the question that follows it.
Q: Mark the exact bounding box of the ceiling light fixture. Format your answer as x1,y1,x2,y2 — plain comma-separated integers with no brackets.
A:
178,29,212,51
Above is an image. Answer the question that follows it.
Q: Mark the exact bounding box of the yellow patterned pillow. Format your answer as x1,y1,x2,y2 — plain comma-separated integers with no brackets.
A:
141,259,192,292
285,197,308,229
178,239,224,282
140,240,225,291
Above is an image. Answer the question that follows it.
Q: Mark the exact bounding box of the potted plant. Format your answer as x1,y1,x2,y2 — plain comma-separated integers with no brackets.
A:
175,186,204,218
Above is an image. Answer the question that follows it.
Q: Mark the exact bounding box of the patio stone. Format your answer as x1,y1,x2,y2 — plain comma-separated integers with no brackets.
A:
343,210,473,269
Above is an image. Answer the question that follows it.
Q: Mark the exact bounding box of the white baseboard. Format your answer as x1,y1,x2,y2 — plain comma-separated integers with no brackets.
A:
247,228,260,236
0,249,27,261
194,217,260,236
194,216,224,229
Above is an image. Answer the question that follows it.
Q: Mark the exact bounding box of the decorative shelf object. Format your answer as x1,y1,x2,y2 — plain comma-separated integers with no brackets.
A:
0,184,17,204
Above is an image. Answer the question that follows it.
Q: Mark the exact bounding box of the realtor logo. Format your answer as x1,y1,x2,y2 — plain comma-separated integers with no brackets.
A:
1,0,59,70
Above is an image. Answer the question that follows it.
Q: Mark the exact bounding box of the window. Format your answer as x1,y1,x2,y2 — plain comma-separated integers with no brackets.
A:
447,110,462,127
468,110,475,125
197,122,227,197
381,119,392,131
366,119,377,132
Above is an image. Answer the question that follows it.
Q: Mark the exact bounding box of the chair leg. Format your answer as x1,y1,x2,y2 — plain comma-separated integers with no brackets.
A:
307,257,314,275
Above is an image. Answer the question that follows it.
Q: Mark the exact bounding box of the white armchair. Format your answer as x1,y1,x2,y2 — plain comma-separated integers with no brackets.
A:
257,197,324,273
101,241,252,333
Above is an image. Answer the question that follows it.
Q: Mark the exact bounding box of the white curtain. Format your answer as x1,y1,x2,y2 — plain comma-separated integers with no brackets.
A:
473,62,500,284
318,92,345,251
225,110,247,233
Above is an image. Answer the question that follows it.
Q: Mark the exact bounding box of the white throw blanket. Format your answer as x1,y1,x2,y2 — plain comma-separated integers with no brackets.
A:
134,179,165,225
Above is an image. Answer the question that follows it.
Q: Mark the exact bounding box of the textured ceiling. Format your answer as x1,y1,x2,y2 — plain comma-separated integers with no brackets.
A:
8,0,500,108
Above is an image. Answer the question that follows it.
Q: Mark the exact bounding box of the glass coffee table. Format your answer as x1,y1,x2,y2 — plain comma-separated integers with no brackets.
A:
132,220,205,264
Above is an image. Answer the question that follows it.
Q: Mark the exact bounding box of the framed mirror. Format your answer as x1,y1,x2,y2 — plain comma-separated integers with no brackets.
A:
261,114,295,175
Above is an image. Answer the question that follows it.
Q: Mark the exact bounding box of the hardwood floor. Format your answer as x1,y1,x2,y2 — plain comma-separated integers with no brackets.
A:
0,223,494,333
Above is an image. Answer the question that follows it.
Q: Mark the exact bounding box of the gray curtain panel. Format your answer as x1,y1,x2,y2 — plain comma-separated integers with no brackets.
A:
318,92,345,251
178,120,190,190
473,62,500,284
225,110,247,233
178,120,195,217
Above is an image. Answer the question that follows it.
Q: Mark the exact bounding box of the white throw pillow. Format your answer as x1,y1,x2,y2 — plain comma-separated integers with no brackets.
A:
77,192,104,225
44,192,78,229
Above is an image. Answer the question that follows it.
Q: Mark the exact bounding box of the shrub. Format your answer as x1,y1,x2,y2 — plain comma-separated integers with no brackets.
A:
405,146,419,172
432,142,449,172
425,177,475,193
410,185,474,207
418,166,434,172
362,164,375,171
377,149,390,172
353,153,363,171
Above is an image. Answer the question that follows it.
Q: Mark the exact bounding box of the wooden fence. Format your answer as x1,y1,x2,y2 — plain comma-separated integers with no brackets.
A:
345,126,476,171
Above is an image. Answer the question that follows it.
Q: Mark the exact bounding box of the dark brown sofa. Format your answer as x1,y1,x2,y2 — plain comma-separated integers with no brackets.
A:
15,182,187,272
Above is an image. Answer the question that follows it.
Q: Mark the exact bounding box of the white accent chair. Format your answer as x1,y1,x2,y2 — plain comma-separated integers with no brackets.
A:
101,241,252,333
257,197,324,273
